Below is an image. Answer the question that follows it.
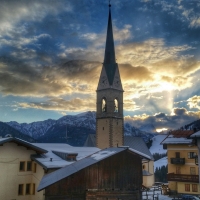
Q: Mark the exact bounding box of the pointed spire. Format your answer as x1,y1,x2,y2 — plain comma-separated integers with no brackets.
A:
104,2,116,65
103,2,117,85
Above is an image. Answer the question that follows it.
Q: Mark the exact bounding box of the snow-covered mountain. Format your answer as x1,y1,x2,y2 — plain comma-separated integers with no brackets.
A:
149,134,168,171
7,119,56,139
0,122,35,142
7,111,96,139
139,124,157,134
149,134,167,155
5,111,156,144
124,122,155,142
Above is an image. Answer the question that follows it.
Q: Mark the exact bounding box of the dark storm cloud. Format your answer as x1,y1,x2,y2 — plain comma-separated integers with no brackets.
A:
155,112,166,118
125,108,200,131
18,97,95,112
119,64,153,83
0,57,102,96
173,107,187,116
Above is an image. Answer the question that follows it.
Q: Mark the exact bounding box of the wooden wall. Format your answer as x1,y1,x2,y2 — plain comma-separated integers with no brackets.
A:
45,150,142,200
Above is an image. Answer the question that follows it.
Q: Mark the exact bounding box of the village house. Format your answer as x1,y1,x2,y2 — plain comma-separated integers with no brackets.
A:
161,130,200,195
0,137,99,200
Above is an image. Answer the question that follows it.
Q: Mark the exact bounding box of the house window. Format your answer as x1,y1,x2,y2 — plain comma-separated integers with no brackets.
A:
192,184,198,192
190,167,196,175
32,183,35,195
143,165,145,169
175,152,180,158
185,184,190,192
27,161,32,171
26,184,31,195
18,184,24,195
19,161,25,171
176,166,181,174
188,152,197,159
33,163,37,173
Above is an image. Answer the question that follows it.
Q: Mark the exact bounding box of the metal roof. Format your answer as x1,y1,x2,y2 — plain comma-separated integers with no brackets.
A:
0,137,47,154
124,136,154,160
83,134,96,147
143,170,152,176
84,135,153,160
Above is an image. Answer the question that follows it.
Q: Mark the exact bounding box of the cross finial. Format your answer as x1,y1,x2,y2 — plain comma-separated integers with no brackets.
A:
109,0,111,7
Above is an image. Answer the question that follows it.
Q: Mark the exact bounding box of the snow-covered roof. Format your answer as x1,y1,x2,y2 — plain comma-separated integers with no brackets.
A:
32,143,100,169
0,137,47,154
161,134,192,144
38,147,150,191
189,130,200,138
91,150,116,160
161,130,194,145
37,147,125,191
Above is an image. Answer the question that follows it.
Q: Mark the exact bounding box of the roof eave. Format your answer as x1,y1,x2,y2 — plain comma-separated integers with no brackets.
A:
0,137,48,154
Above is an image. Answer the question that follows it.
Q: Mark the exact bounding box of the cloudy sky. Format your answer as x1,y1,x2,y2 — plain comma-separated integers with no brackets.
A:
0,0,200,131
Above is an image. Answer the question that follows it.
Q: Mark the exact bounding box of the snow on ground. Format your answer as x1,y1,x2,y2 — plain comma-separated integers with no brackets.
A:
153,194,172,200
143,194,172,200
149,134,167,155
154,157,168,171
142,188,172,200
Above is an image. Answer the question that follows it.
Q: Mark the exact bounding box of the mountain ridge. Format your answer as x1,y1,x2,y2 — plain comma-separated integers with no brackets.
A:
4,111,156,145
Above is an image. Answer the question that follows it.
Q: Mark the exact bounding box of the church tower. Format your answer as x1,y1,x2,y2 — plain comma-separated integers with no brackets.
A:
96,3,124,149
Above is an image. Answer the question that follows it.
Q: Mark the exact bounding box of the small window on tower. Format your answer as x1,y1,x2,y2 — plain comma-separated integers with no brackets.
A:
114,99,118,112
102,98,107,112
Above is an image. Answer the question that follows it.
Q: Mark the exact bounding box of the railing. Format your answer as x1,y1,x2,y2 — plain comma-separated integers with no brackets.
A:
171,158,185,164
167,173,199,183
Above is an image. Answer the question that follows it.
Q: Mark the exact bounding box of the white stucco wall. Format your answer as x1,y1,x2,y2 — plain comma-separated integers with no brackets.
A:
0,142,45,200
143,160,155,187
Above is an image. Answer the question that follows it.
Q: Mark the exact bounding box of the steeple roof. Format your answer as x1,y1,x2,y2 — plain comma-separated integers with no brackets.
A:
97,3,123,91
103,4,117,85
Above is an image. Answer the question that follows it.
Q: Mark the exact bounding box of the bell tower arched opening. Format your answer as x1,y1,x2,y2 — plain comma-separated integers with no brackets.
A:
102,98,107,112
114,98,118,112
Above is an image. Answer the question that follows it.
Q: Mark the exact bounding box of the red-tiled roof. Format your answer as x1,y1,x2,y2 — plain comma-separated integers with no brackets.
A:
170,130,194,138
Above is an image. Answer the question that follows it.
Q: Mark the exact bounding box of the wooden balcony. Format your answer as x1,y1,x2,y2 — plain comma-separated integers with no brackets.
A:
167,173,199,183
170,158,185,164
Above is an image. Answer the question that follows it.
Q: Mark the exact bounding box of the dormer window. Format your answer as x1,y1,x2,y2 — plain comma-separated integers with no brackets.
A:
66,154,77,161
102,98,107,112
114,99,118,112
52,150,78,162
